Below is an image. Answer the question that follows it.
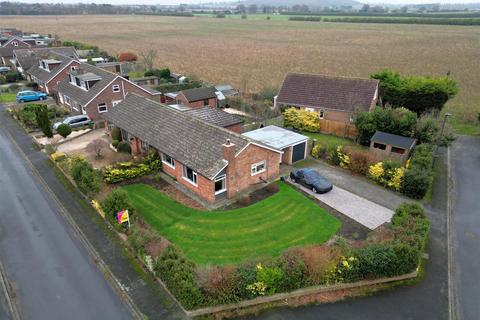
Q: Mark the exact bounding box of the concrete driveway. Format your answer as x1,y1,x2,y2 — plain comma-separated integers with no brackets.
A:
291,180,393,230
57,128,107,153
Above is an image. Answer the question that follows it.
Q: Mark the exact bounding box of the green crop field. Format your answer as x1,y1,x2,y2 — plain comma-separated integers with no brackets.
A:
2,14,479,129
123,182,341,265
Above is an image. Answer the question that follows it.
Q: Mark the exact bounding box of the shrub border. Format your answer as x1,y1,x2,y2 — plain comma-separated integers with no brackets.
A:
52,157,420,318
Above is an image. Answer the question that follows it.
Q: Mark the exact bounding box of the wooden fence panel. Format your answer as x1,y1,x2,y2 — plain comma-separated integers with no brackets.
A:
319,119,358,139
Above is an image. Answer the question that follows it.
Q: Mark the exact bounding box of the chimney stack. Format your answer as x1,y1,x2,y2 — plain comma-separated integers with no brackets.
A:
223,139,235,162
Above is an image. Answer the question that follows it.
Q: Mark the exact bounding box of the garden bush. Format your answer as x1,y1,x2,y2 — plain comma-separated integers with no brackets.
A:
247,263,284,296
346,148,373,175
368,160,404,191
300,245,341,285
103,162,151,184
117,141,131,154
18,104,39,127
283,107,319,132
278,250,307,291
400,144,435,199
111,139,119,148
371,69,458,114
154,245,204,309
197,266,241,305
327,145,342,166
56,123,72,138
354,107,417,146
100,188,136,222
143,150,162,172
69,157,101,196
34,104,53,138
311,143,328,159
111,127,121,141
5,72,19,83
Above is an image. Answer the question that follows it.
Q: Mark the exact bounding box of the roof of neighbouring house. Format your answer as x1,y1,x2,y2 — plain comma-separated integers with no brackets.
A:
184,106,243,128
140,85,161,95
242,125,309,150
371,131,416,149
27,52,76,84
179,87,217,102
56,62,117,104
14,47,78,70
102,93,254,179
276,73,379,112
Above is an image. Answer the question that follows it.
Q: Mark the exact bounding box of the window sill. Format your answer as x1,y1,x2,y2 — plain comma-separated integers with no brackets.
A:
162,161,175,169
251,169,266,176
182,176,198,187
215,189,227,195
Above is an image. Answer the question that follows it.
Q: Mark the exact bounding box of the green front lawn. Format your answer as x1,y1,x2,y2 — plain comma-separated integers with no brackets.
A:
0,93,16,103
123,182,341,265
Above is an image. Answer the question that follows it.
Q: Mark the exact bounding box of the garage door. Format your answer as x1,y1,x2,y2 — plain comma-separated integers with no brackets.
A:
292,142,306,163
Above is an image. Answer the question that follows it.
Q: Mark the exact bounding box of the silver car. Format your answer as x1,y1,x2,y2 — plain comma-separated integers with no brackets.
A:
53,115,92,130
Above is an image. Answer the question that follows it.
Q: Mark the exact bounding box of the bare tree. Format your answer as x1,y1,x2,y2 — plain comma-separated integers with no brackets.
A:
139,49,158,71
87,139,109,160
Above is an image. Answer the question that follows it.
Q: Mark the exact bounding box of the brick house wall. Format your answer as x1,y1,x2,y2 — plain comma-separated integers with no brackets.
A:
46,61,81,94
160,153,216,203
60,77,161,121
224,123,243,134
282,147,292,165
176,93,217,108
225,143,280,199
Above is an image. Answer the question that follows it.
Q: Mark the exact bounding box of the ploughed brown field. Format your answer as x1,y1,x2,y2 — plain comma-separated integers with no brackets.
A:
2,15,479,122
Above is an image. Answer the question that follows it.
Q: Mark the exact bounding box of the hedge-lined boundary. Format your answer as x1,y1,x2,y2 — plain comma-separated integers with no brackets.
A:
186,271,417,317
324,17,480,25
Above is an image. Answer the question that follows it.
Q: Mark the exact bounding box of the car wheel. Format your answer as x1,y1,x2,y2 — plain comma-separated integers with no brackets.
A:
40,96,46,100
312,187,317,193
19,99,24,103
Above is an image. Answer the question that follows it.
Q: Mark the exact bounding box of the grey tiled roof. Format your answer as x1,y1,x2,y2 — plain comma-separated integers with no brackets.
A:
103,94,251,179
14,47,78,70
277,73,379,112
184,106,243,128
180,87,217,102
56,62,117,105
371,131,416,149
27,52,75,83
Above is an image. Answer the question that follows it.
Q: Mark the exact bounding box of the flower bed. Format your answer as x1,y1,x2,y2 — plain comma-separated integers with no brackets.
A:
103,151,162,184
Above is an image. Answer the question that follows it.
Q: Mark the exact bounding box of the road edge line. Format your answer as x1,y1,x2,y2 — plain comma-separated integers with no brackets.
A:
2,120,144,320
447,145,457,320
0,259,21,320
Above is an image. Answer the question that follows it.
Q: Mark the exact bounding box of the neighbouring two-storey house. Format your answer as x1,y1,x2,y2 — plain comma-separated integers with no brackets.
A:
103,93,283,204
0,36,38,66
13,47,78,75
25,52,80,94
56,63,162,120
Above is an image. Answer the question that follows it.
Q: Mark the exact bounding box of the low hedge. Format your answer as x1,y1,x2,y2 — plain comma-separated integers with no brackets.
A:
401,144,435,199
70,157,102,196
103,151,162,184
103,162,152,184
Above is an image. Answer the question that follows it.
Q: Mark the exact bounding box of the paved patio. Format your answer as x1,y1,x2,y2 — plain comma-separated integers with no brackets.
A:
292,180,394,230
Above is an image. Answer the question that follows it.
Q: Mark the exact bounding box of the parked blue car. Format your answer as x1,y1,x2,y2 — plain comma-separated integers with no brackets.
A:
16,90,48,103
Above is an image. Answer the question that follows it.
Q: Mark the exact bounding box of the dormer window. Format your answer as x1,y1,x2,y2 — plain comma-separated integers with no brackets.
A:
71,66,78,71
12,41,18,47
112,85,120,93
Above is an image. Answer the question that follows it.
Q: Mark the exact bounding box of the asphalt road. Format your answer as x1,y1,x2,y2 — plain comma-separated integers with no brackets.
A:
452,135,480,320
0,118,132,319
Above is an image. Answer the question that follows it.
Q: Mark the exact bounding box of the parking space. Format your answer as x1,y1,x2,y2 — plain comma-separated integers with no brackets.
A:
291,180,394,230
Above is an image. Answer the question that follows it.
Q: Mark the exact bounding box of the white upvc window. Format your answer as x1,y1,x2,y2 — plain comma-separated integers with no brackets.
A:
64,95,71,106
112,84,120,93
98,103,107,113
182,165,198,186
305,107,315,112
162,153,175,169
71,65,78,71
112,100,122,107
12,41,18,47
214,175,227,195
319,109,325,119
140,140,150,152
251,160,266,176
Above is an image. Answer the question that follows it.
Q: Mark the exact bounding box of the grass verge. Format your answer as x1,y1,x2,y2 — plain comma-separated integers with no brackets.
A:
0,93,16,103
123,182,341,265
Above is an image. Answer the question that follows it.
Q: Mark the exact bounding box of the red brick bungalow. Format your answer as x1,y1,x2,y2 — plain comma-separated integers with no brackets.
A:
56,62,162,121
175,87,218,108
0,36,34,66
103,94,282,203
